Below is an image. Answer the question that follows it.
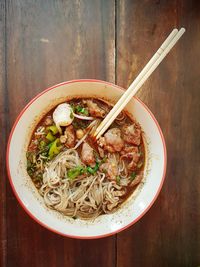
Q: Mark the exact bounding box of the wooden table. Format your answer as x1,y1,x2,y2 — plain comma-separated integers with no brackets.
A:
1,1,200,266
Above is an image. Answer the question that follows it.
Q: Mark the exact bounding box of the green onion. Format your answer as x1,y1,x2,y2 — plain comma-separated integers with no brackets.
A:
76,106,83,112
101,157,107,164
46,132,56,142
27,160,32,168
47,125,59,135
87,167,95,174
76,106,89,116
26,151,34,162
27,161,36,176
67,166,85,180
70,104,75,112
130,172,136,180
81,108,89,116
48,138,62,159
27,169,33,176
36,172,43,180
116,176,121,185
47,141,54,149
87,162,99,174
80,167,87,174
39,140,47,150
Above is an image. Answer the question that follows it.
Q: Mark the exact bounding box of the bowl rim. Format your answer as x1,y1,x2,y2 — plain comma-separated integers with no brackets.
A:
6,79,167,239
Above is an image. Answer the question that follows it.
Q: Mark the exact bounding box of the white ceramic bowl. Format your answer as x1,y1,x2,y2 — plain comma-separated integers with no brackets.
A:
6,79,167,239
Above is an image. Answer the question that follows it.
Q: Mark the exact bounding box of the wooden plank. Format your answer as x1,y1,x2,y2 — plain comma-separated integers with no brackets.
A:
5,1,116,267
116,0,200,266
0,1,7,266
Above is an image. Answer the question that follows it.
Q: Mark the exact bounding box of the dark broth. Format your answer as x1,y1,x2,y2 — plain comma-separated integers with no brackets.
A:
27,98,145,214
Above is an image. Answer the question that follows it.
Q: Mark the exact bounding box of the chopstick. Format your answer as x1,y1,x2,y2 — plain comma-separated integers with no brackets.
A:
94,29,178,138
94,28,185,139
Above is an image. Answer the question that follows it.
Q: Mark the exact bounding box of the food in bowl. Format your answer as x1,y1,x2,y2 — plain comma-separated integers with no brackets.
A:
7,80,166,238
26,97,145,219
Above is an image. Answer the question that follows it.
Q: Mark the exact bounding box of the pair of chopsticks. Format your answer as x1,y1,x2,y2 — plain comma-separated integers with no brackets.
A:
94,28,185,139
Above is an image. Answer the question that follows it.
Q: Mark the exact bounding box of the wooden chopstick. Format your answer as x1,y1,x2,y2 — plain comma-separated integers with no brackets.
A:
94,28,185,139
94,29,178,139
94,29,179,139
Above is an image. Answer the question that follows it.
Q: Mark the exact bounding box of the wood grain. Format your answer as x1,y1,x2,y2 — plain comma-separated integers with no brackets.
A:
4,1,116,267
1,0,200,266
0,1,6,267
116,0,200,266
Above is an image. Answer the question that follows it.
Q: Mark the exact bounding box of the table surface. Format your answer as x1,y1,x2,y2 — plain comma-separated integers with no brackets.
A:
1,1,200,266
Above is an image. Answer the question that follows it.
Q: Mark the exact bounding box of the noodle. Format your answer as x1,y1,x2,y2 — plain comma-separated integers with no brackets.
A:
27,97,145,220
39,149,126,219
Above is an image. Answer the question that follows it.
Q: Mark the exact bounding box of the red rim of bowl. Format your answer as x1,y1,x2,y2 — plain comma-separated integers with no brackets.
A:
6,79,167,239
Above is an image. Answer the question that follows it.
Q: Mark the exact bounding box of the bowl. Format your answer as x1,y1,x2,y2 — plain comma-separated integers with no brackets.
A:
6,79,167,239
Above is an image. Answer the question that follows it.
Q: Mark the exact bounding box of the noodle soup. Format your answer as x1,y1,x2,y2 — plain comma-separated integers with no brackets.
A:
26,98,145,219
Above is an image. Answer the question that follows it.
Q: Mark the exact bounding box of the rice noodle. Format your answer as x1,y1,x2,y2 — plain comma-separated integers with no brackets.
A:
40,148,126,219
27,98,145,220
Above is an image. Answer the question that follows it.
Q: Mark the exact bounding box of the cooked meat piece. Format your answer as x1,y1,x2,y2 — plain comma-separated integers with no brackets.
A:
60,135,67,144
86,100,106,118
81,142,95,166
98,146,105,158
98,128,124,153
64,125,75,148
100,162,118,180
98,137,105,147
121,146,140,171
131,172,143,186
128,159,139,171
121,145,139,155
28,140,38,152
122,124,141,145
44,116,53,126
100,155,118,181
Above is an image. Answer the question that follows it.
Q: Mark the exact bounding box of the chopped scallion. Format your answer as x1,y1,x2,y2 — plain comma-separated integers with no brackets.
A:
116,176,121,185
67,166,86,180
48,138,62,159
47,125,59,135
76,105,89,116
130,172,136,180
46,132,56,142
87,162,99,174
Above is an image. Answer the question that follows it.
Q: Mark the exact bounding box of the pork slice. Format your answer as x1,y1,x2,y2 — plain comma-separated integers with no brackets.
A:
121,146,140,171
123,124,141,145
64,125,75,148
98,128,124,153
86,100,106,118
81,142,95,166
